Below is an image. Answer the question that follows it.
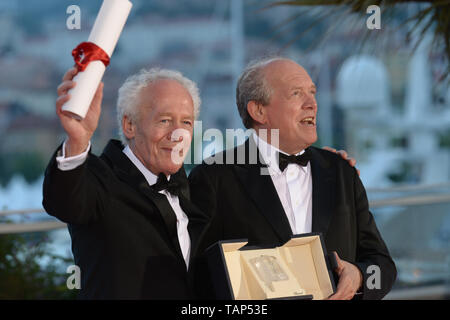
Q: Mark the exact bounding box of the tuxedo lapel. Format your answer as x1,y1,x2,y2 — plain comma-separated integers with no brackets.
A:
233,139,293,243
142,186,181,254
310,147,335,236
101,140,184,261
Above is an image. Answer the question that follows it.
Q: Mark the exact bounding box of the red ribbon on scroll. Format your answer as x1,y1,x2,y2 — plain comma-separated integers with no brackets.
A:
72,42,110,72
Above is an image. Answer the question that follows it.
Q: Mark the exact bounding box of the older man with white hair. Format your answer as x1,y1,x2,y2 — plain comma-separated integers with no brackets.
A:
43,67,207,299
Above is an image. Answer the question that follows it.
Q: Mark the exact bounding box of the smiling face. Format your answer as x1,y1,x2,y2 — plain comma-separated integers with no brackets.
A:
259,59,318,154
123,79,194,175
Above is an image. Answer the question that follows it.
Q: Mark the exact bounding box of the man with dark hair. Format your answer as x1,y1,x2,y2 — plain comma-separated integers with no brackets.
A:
189,57,397,300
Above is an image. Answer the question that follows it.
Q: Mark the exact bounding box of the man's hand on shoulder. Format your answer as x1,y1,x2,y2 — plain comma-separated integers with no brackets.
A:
322,146,360,176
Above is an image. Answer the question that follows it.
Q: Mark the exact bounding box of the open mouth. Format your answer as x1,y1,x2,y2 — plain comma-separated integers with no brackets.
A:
299,117,316,127
161,147,174,153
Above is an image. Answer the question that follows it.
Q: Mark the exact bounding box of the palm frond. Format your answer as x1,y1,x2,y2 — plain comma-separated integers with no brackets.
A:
266,0,450,81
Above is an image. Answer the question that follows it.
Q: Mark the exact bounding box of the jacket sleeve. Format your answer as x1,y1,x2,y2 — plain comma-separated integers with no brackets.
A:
353,170,397,300
42,144,110,225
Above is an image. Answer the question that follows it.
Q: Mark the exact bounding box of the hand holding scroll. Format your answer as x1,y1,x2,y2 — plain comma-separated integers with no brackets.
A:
56,67,104,157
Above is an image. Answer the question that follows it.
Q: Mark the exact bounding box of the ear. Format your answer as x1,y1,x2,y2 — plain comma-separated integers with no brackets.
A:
122,115,135,140
247,100,267,126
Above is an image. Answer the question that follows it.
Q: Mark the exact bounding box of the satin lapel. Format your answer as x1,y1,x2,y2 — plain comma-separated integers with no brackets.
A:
233,139,293,243
101,140,184,260
141,185,184,261
310,147,335,237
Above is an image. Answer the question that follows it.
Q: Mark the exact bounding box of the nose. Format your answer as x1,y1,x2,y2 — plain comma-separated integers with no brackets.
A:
302,94,317,110
168,125,192,145
167,129,183,142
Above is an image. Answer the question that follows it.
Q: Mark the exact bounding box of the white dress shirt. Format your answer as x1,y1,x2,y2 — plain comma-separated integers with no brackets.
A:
56,141,191,267
253,133,313,235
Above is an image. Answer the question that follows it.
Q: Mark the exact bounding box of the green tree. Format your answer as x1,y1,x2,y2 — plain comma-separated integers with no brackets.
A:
0,221,76,299
0,152,46,187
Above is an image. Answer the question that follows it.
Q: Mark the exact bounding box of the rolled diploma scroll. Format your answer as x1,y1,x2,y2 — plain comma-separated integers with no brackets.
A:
62,0,133,119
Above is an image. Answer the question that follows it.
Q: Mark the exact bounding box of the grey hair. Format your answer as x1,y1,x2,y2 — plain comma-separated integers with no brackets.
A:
236,56,288,129
116,67,201,145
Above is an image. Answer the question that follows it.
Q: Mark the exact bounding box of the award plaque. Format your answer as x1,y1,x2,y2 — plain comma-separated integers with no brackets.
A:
249,255,290,290
240,250,306,299
205,233,337,300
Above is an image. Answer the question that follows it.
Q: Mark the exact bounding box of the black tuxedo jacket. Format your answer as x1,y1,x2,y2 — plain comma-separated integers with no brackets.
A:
188,138,397,300
42,139,208,299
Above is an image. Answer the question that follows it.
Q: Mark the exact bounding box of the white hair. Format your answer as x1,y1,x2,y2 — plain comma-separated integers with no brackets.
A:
116,68,201,145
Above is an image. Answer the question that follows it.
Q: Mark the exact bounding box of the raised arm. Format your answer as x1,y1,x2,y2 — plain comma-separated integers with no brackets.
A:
42,68,107,225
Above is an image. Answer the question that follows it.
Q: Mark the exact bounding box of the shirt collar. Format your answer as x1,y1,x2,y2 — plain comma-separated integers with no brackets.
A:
123,145,170,187
252,132,307,174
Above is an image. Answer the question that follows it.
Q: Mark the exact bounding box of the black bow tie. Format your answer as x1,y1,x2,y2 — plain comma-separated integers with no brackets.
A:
278,148,312,172
152,172,185,197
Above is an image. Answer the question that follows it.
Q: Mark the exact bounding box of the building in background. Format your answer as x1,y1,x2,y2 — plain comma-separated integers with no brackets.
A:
0,0,449,298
